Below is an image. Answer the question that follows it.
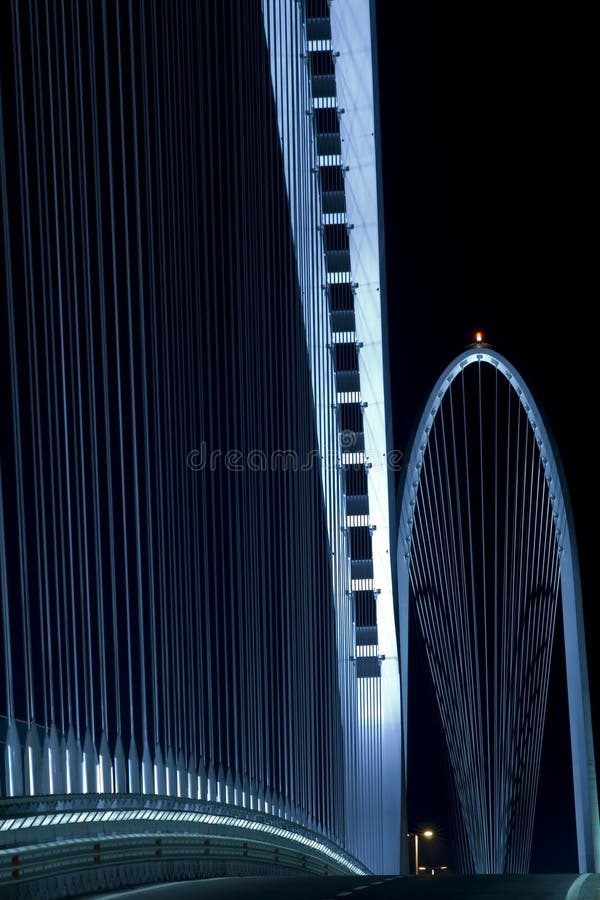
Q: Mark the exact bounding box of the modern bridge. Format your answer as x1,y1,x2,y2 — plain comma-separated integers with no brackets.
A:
396,345,600,875
0,1,598,897
1,0,401,894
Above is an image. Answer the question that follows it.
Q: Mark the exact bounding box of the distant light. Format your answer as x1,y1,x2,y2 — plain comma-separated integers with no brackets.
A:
423,829,434,838
440,866,448,870
418,866,427,870
475,331,484,343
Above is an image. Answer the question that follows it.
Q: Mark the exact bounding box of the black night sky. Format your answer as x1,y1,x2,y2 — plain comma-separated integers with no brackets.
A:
375,1,597,874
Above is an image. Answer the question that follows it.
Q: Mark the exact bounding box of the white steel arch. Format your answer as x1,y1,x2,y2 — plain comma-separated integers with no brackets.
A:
397,347,599,873
262,0,402,873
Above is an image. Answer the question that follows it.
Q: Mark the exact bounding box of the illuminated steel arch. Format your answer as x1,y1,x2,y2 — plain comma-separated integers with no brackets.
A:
397,347,599,873
0,0,400,886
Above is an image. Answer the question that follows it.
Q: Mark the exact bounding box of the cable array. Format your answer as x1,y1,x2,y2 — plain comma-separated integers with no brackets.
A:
409,362,560,873
0,0,348,842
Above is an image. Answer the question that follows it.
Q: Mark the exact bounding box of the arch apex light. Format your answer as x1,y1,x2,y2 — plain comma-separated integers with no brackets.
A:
397,347,599,874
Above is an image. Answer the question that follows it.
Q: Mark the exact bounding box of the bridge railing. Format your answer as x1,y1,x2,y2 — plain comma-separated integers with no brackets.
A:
0,793,368,898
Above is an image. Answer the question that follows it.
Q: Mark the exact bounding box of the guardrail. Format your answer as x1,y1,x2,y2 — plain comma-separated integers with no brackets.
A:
0,794,368,898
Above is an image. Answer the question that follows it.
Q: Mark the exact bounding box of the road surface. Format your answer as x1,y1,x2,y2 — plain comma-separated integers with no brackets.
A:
91,873,599,900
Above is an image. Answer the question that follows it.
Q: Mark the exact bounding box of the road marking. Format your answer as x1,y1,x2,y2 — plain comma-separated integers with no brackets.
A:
566,874,592,900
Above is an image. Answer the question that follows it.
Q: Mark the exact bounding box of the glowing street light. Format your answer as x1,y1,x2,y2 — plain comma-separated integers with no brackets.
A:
467,329,491,349
407,829,434,875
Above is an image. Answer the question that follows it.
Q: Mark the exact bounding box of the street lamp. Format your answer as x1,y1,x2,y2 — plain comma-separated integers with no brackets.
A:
407,829,434,875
